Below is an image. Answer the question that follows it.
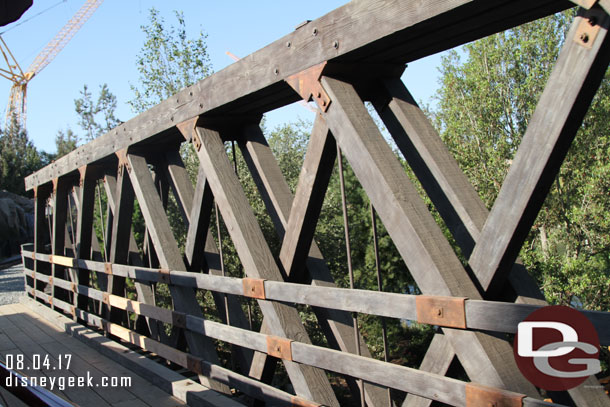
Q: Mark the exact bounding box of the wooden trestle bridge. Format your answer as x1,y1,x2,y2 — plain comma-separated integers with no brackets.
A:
16,0,610,406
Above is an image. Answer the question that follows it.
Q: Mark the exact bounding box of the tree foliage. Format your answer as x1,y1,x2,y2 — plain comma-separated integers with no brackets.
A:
432,10,610,311
0,117,48,195
129,8,213,113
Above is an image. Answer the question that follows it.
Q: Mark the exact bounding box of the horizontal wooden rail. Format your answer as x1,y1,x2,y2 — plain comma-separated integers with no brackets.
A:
22,266,556,407
22,250,610,345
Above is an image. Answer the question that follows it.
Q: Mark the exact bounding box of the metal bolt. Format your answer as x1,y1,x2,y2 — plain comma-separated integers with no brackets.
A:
251,286,256,292
276,346,281,352
589,16,597,26
274,68,279,75
580,33,590,43
199,103,203,108
436,308,442,316
333,40,339,49
170,116,174,122
286,41,291,48
316,92,321,98
312,28,318,36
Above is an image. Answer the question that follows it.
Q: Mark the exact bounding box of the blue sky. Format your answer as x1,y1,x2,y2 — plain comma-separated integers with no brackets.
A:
0,0,447,154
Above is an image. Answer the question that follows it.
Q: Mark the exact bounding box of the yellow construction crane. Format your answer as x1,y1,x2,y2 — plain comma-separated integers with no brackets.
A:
0,0,103,130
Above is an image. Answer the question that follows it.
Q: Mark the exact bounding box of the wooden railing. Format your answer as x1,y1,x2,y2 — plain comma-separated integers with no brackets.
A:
20,1,610,406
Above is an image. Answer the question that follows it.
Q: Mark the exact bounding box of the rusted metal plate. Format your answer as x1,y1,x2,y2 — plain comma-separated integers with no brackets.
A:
574,8,603,49
285,61,331,112
290,395,322,407
192,130,202,152
416,295,467,329
115,149,130,173
176,116,199,142
104,263,113,275
186,355,203,375
172,311,187,329
243,278,266,299
465,383,524,407
158,268,171,284
266,336,293,361
102,292,110,305
70,283,76,293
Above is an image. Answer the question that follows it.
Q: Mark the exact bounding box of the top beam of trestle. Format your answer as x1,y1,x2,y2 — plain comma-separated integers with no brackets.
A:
25,0,572,190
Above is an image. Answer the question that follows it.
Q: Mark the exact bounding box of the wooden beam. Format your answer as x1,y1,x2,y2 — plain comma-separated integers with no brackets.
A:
125,152,230,394
74,166,97,312
277,115,336,282
24,0,574,191
196,126,339,406
103,173,162,340
240,122,392,407
468,8,610,295
51,177,72,310
160,149,258,379
320,74,538,396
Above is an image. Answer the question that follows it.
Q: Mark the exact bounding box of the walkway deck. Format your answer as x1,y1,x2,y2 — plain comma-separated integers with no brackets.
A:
0,300,238,407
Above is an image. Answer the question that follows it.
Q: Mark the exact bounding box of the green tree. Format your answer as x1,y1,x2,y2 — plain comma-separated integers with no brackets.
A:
74,83,121,141
54,128,78,159
129,8,213,114
432,10,610,312
0,117,47,195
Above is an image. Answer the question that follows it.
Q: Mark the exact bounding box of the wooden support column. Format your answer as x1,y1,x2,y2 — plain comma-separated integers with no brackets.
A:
126,152,230,394
195,126,339,406
104,174,161,340
75,166,97,312
240,120,392,407
51,177,71,309
320,74,538,397
33,184,52,298
161,148,256,376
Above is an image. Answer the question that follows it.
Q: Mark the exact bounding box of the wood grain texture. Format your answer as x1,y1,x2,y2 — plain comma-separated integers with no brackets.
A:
126,152,230,394
24,0,574,191
321,75,538,396
240,123,391,406
196,126,339,406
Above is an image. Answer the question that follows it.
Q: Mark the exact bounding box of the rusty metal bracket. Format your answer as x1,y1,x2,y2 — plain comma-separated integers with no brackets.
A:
115,149,131,174
70,306,76,317
48,276,53,285
172,311,187,329
290,395,322,407
186,355,203,375
176,116,199,142
285,62,331,112
78,165,87,187
415,295,467,329
192,130,202,152
267,336,293,360
104,263,113,275
70,283,77,293
158,268,171,284
33,186,38,198
52,178,58,194
102,292,110,305
243,278,266,299
574,8,604,48
465,383,524,407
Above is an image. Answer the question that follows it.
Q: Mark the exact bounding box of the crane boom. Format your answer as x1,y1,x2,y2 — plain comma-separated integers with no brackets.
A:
3,0,103,129
26,0,102,79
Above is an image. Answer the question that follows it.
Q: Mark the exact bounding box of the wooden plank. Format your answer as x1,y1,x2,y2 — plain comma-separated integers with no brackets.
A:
33,185,52,299
125,152,230,394
196,126,338,406
160,149,258,377
276,115,336,282
24,0,575,191
51,177,72,309
402,334,455,407
75,166,97,313
20,298,240,407
320,74,538,396
468,8,610,294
